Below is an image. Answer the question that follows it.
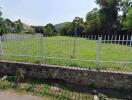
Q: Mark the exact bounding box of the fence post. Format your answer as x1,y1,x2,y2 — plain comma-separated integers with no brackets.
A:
131,36,132,46
40,36,44,64
97,37,102,70
0,35,4,58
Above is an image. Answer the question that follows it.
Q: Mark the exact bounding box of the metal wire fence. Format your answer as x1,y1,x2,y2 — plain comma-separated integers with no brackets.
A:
0,33,132,72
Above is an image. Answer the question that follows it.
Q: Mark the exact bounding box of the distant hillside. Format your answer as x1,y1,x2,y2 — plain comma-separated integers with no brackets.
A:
55,22,71,30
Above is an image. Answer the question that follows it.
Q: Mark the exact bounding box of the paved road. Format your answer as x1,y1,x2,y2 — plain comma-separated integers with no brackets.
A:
0,91,43,100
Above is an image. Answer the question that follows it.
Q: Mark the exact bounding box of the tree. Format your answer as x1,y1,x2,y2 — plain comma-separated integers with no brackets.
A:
96,0,119,34
15,19,24,33
73,17,85,36
85,8,101,35
0,8,23,34
44,23,56,36
60,17,85,36
0,8,2,24
31,26,44,33
4,19,13,33
0,9,6,34
60,22,71,35
86,8,98,21
123,8,132,32
119,0,132,20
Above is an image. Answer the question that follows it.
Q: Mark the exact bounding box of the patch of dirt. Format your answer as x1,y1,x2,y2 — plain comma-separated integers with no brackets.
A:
0,91,43,100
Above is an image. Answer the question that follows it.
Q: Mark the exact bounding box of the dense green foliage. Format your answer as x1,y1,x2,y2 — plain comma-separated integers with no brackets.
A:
123,8,132,32
31,26,44,33
44,23,57,36
119,0,132,20
0,9,5,34
85,8,101,35
0,18,34,34
32,23,57,36
0,18,24,34
96,0,119,34
59,0,132,36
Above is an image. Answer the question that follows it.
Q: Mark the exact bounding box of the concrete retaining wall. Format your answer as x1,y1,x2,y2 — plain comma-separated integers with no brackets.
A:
0,60,132,89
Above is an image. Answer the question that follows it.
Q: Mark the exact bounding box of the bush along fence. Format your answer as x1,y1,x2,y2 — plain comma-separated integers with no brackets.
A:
0,34,132,71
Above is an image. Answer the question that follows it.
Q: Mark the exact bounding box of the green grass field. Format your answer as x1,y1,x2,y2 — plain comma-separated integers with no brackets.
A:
1,36,132,71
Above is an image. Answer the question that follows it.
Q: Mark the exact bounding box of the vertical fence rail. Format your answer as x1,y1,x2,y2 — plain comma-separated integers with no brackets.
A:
40,36,44,64
131,36,132,63
73,26,77,58
97,37,102,70
0,36,4,58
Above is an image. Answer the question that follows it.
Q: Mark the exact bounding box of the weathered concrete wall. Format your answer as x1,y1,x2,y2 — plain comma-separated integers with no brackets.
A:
0,60,132,89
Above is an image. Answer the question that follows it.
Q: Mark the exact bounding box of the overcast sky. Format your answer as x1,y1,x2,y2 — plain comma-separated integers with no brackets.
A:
1,0,97,25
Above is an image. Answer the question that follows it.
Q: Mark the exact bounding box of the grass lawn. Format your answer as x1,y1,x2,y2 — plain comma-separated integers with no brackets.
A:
1,36,132,71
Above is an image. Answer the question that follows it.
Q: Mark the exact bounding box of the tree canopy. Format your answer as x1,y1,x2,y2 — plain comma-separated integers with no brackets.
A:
44,23,57,36
60,0,132,36
123,8,132,32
